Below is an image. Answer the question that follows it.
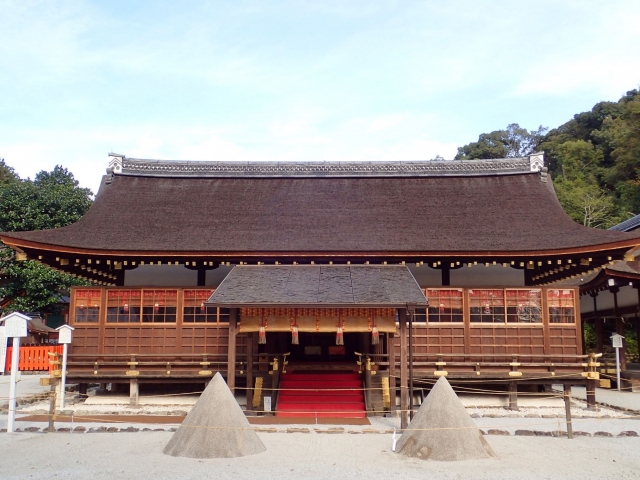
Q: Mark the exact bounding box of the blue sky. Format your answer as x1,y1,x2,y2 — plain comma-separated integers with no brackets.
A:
1,0,639,193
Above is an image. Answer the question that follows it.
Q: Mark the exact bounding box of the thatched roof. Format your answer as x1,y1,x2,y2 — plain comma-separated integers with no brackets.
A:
3,156,639,256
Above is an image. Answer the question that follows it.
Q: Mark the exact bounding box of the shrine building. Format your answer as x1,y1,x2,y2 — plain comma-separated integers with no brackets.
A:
2,152,640,426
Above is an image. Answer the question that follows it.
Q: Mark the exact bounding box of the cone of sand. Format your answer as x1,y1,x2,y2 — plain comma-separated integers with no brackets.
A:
163,372,266,458
396,376,496,461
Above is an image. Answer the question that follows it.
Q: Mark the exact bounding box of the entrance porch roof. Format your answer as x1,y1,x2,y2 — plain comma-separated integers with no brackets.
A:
206,265,428,309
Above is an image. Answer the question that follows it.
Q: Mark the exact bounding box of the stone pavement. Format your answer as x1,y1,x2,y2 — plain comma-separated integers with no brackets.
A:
0,373,50,409
564,385,640,412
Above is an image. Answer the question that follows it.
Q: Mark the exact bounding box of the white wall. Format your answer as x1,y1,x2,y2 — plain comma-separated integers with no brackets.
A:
123,264,234,288
580,285,638,314
450,264,525,287
206,265,234,287
122,263,525,289
124,265,197,286
408,265,442,287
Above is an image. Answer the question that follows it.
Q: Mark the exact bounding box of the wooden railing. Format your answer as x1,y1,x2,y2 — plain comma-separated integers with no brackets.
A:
370,352,591,377
4,346,64,372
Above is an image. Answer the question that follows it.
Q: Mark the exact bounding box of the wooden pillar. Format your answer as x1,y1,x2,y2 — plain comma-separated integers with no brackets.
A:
586,379,596,409
227,308,238,395
387,333,396,414
78,383,88,398
246,332,254,414
595,319,604,353
507,381,518,411
564,383,573,439
636,287,640,356
408,308,414,421
129,378,139,407
636,316,640,365
197,268,206,286
441,266,450,286
364,361,372,412
399,308,409,429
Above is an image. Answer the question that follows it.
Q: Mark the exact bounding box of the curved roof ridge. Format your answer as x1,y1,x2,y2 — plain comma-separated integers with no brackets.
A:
106,153,546,178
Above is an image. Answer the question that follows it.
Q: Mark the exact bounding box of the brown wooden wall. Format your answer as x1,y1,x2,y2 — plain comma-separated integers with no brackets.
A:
68,287,250,359
68,286,580,363
396,287,581,361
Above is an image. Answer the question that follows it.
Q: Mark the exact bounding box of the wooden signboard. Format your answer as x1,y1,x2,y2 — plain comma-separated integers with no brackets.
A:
5,315,27,338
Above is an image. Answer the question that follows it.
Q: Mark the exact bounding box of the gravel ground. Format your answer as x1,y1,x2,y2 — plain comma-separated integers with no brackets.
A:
1,431,639,480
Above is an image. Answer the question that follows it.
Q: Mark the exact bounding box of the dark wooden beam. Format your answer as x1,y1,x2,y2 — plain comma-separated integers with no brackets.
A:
399,308,409,430
246,332,254,414
197,268,206,286
441,266,450,286
387,333,396,415
227,308,238,394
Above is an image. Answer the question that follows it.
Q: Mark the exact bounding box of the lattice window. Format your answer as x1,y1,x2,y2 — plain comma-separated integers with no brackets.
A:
506,289,542,323
74,289,101,323
142,290,178,323
548,289,576,324
183,290,216,323
413,308,427,323
469,289,505,323
426,289,463,323
106,290,141,323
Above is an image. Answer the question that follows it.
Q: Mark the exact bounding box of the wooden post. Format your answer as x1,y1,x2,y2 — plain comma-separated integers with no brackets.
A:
227,308,238,395
78,383,88,398
387,333,396,414
586,379,596,409
595,319,604,353
564,383,573,439
399,308,409,429
408,308,414,421
48,383,57,433
129,378,139,407
507,381,518,411
441,266,450,286
271,356,281,410
246,332,254,415
197,268,206,286
636,317,640,366
364,359,372,412
636,287,640,353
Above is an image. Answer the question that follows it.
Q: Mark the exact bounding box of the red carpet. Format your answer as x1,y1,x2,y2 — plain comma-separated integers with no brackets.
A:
276,372,366,418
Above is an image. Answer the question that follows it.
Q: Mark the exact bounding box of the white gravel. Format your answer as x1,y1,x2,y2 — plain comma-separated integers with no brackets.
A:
1,431,639,479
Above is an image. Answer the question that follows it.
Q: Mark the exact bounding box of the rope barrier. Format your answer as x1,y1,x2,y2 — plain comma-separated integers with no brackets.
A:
6,408,639,434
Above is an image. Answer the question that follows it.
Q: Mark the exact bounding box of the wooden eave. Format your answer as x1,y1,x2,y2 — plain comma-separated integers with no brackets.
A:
3,235,640,259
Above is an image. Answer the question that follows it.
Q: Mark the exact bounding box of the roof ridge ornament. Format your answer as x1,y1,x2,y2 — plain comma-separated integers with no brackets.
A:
529,152,544,172
528,152,547,183
106,153,125,184
107,153,124,174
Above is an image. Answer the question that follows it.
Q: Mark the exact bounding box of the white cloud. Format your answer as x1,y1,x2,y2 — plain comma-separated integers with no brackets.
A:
513,56,640,98
1,110,457,194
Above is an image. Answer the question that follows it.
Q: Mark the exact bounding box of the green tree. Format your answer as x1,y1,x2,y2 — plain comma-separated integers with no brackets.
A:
455,124,547,160
0,165,93,232
550,139,621,228
457,89,640,228
0,163,92,315
0,158,19,185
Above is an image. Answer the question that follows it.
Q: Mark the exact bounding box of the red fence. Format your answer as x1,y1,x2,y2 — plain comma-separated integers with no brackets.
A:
4,346,63,372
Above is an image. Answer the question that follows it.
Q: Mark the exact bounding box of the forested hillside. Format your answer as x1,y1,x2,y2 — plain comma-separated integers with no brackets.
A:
456,89,640,229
